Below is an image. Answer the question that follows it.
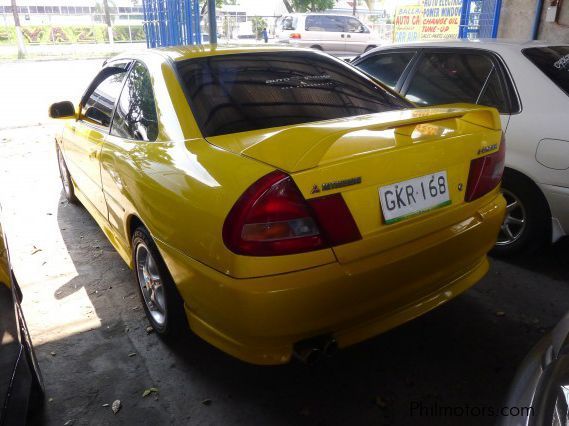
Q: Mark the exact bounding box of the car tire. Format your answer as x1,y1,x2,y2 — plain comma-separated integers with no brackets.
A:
26,342,45,414
17,305,45,413
491,171,550,257
131,226,187,338
56,146,78,204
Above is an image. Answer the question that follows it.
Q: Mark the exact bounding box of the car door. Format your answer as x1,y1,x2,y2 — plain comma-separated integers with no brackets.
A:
100,61,160,249
304,15,346,53
63,62,130,218
354,50,419,91
343,16,371,54
400,49,515,131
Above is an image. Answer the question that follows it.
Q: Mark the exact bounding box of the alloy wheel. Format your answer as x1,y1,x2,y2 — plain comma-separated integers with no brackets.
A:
136,242,167,327
496,189,527,246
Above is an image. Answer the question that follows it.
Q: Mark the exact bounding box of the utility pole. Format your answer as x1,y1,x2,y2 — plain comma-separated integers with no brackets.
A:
353,0,356,16
102,0,114,44
208,0,217,44
10,0,26,59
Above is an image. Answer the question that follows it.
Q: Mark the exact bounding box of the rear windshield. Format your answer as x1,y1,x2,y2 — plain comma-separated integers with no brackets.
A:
176,51,412,137
523,46,569,96
281,16,297,30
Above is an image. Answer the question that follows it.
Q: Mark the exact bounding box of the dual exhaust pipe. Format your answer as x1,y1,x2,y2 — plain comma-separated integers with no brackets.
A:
293,335,338,365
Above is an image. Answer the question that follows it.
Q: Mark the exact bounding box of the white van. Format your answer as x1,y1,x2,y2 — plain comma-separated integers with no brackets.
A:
275,13,380,55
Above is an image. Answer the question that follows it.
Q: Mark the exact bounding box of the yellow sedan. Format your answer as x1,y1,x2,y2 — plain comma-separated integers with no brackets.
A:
49,46,506,365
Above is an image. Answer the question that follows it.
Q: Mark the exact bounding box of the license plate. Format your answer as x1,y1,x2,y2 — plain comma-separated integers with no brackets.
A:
379,171,451,224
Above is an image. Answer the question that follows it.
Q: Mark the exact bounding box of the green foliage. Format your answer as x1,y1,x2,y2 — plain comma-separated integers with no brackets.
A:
113,25,145,42
290,0,334,12
216,0,234,6
2,25,145,44
0,27,16,44
251,17,267,39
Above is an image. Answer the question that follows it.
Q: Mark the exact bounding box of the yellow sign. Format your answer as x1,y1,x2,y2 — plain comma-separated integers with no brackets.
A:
394,0,462,42
393,5,423,43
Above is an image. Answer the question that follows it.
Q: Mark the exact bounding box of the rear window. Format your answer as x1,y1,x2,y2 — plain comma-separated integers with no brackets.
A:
405,52,496,106
281,16,297,31
357,51,416,90
523,46,569,96
176,51,412,137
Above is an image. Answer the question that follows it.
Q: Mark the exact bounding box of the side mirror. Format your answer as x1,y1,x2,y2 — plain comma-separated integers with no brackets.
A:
49,101,76,119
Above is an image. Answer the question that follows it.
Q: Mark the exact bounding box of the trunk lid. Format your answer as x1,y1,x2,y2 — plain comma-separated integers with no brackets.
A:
207,105,503,263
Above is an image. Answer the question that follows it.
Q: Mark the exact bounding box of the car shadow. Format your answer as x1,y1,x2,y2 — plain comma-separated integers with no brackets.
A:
30,192,569,426
491,237,569,282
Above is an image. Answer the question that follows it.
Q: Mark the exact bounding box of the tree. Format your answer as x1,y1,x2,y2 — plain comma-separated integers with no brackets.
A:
285,0,335,13
10,0,26,59
102,0,114,44
251,16,267,39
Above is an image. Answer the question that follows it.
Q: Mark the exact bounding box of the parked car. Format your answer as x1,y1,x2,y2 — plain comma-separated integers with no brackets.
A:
0,209,44,424
50,46,505,365
501,311,569,426
275,13,380,54
352,40,569,256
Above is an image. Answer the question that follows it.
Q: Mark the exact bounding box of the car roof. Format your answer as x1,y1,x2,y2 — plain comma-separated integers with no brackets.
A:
113,45,314,63
367,38,559,53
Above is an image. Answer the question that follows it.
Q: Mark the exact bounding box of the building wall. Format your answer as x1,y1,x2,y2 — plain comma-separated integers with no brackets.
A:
499,0,569,42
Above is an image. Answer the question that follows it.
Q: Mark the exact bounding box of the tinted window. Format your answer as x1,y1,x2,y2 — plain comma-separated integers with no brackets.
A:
405,52,494,106
281,16,297,30
305,15,345,32
346,17,368,33
478,69,508,112
82,67,127,127
176,52,411,137
111,62,159,141
523,46,569,96
357,51,416,90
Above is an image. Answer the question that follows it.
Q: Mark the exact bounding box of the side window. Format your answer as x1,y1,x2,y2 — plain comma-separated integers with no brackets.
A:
405,52,495,106
478,69,508,113
346,17,368,33
81,67,128,127
111,62,158,142
305,15,345,32
357,51,416,90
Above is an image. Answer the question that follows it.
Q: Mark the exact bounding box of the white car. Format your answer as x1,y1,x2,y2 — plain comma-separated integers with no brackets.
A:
352,40,569,255
275,13,379,54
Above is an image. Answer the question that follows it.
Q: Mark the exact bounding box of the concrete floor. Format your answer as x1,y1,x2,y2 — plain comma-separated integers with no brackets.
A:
1,59,568,426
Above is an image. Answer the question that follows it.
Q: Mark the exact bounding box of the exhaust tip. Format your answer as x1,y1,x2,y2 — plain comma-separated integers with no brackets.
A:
293,347,322,365
293,335,337,365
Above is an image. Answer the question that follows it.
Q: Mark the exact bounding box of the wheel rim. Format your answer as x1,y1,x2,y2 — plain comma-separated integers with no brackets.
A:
135,243,167,327
57,151,71,195
496,189,527,246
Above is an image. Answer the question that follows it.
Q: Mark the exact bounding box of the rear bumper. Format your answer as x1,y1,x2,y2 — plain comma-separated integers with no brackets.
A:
157,193,505,365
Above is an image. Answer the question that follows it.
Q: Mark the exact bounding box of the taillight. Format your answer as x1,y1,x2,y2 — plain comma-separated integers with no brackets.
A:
308,195,361,246
465,136,506,202
289,33,301,39
223,171,361,256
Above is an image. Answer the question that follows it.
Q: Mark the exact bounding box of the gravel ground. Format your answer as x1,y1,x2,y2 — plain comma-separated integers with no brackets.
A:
0,59,568,426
